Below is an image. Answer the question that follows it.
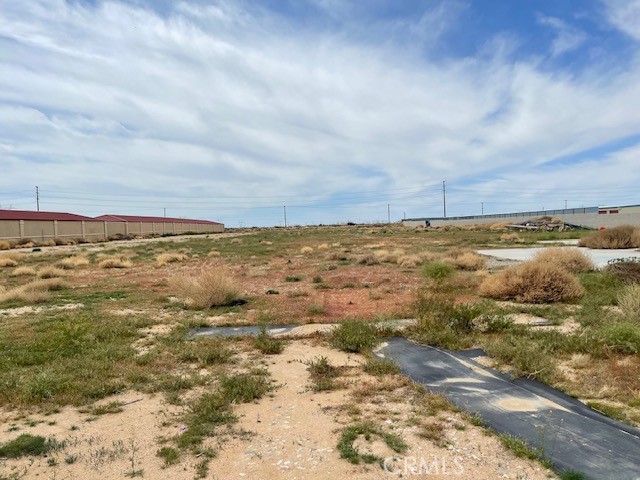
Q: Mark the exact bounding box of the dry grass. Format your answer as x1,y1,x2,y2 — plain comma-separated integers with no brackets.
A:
532,247,594,273
606,261,640,284
300,246,314,254
0,257,18,268
479,261,585,303
169,267,240,308
398,254,423,268
98,257,133,269
374,249,404,263
56,255,90,270
0,241,10,250
207,250,221,258
618,284,640,321
445,252,486,271
317,243,329,250
500,233,524,243
0,278,68,304
579,225,640,249
10,266,36,277
36,267,67,279
156,252,188,266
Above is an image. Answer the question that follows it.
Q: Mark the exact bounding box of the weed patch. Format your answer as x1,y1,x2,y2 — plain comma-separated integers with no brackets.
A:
331,320,379,353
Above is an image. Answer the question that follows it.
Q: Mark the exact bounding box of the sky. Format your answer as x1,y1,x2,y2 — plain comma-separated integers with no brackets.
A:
1,0,640,227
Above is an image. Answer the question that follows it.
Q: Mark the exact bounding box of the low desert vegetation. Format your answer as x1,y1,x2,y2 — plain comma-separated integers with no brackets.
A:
56,255,90,269
0,257,18,268
300,246,313,254
445,251,487,271
618,284,640,320
500,232,524,243
337,421,407,464
479,261,585,303
331,320,379,353
10,266,36,277
533,247,594,273
37,266,67,279
169,266,240,308
579,225,640,249
98,256,133,269
0,278,67,304
606,258,640,284
156,252,188,266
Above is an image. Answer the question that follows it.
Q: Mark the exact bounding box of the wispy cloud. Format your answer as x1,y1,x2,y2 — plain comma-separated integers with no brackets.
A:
603,0,640,41
538,15,588,57
0,0,639,224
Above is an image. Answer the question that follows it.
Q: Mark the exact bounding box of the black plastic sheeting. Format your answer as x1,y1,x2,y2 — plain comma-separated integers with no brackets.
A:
188,325,298,338
376,337,640,480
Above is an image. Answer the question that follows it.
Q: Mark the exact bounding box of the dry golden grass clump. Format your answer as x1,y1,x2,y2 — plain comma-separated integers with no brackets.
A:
0,241,11,250
490,222,510,230
374,249,405,263
56,255,90,270
0,257,18,268
156,252,188,266
500,232,524,243
37,267,67,279
532,247,594,273
446,252,487,271
259,240,273,245
98,257,133,269
317,243,329,250
618,284,640,321
479,261,584,303
300,246,314,254
0,278,68,304
207,250,221,258
398,254,423,268
10,266,36,277
579,225,640,249
230,238,242,244
169,267,240,308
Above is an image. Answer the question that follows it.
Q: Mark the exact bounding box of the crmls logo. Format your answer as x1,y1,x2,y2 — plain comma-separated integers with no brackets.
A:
383,455,465,476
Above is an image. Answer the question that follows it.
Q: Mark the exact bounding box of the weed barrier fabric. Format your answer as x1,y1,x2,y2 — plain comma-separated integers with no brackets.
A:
376,337,640,480
188,325,298,338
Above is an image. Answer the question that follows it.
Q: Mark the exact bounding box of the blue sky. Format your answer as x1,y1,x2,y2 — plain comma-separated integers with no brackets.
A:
1,0,640,226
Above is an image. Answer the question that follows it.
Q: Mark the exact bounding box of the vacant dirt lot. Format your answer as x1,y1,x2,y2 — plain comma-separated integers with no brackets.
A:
1,225,638,479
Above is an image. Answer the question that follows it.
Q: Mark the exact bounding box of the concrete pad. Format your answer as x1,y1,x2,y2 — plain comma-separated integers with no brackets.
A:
477,246,640,268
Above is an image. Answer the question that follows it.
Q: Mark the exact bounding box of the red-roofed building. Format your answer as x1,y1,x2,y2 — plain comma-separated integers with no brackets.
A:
95,214,221,225
0,209,100,222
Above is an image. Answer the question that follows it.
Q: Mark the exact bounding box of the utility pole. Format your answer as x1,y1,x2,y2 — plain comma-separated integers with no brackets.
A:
387,204,390,224
442,180,447,218
163,207,166,218
35,186,40,212
283,206,287,228
481,202,484,215
564,200,567,210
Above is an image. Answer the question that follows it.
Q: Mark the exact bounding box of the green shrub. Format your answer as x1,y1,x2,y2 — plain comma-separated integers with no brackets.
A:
0,434,52,458
600,323,640,354
337,422,407,464
363,357,400,376
331,321,379,353
485,335,557,383
253,327,284,355
421,262,454,283
157,446,180,466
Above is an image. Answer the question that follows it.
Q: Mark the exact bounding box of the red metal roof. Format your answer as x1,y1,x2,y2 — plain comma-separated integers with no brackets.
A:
95,214,221,225
0,209,100,222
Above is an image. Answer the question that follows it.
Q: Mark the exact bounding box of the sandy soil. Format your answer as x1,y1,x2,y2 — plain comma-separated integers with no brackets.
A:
0,340,555,480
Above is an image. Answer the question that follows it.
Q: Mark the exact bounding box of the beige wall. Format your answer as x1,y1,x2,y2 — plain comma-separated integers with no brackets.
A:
0,219,224,241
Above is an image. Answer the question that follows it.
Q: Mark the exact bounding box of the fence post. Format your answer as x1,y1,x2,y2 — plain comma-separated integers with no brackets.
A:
81,221,86,239
19,220,25,239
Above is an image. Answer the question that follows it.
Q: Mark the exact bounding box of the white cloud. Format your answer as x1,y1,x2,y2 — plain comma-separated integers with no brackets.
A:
603,0,640,41
0,1,639,225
